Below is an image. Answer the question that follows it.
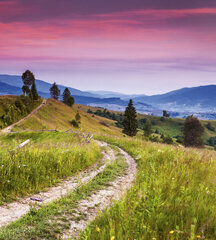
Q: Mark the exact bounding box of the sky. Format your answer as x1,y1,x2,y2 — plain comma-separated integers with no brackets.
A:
0,0,216,95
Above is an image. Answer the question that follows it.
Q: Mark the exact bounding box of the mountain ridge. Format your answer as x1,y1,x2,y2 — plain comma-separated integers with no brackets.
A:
1,74,216,115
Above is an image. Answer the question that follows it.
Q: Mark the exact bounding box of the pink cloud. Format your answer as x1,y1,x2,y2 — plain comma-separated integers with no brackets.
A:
0,6,215,78
98,8,216,20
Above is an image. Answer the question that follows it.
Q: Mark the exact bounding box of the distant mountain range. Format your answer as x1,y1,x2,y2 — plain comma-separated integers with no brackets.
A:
89,86,216,113
1,74,216,119
0,74,153,113
0,74,96,98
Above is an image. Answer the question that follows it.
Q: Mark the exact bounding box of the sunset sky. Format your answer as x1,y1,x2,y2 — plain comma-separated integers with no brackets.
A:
0,0,216,94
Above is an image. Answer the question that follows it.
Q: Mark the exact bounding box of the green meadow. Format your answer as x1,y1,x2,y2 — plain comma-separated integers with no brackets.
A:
82,135,216,239
0,132,101,204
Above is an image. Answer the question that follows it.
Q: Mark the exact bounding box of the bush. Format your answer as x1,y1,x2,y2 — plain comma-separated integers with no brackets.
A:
70,119,79,128
149,135,160,143
206,122,215,132
160,117,165,122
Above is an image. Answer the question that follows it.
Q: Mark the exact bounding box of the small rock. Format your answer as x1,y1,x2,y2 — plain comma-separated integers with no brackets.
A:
30,197,43,202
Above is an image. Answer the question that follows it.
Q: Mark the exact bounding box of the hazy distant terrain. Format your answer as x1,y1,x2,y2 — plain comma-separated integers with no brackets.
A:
1,74,216,119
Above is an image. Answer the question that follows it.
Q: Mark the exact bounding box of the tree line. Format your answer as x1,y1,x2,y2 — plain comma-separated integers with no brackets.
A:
49,82,74,107
21,70,75,107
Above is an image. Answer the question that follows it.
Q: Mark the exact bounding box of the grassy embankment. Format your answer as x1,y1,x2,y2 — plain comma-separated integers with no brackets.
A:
0,95,42,129
0,132,101,204
82,136,216,240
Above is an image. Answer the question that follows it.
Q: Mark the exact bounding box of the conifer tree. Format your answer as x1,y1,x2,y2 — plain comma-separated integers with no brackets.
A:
50,82,60,100
183,115,204,148
122,99,138,136
63,88,71,104
143,119,152,137
31,80,39,100
67,96,75,106
22,70,35,96
75,112,81,123
62,88,75,106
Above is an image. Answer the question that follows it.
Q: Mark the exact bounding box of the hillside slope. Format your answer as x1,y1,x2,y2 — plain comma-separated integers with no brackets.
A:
12,99,122,136
0,95,42,129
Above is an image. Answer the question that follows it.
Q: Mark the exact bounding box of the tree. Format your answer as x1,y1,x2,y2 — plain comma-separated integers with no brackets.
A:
163,110,170,117
67,96,75,106
22,85,30,96
62,88,75,106
122,99,138,136
22,70,35,96
143,119,152,137
206,122,215,132
75,112,81,123
63,88,71,104
31,80,39,100
50,82,60,100
183,115,204,148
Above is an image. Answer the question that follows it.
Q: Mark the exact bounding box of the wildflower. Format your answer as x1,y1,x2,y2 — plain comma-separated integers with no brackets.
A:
110,237,115,240
196,235,201,239
135,155,141,160
96,226,100,232
169,230,174,234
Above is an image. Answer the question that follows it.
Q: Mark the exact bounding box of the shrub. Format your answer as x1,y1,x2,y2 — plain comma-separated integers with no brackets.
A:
70,119,79,128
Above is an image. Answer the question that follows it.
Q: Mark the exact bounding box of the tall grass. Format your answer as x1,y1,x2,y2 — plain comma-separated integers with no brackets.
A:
0,132,101,204
82,136,216,239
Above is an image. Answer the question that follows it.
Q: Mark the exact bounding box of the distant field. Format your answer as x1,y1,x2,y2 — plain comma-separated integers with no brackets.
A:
80,105,216,146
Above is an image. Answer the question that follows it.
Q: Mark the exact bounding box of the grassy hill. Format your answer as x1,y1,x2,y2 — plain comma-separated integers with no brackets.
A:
80,105,216,146
3,96,215,147
11,98,122,136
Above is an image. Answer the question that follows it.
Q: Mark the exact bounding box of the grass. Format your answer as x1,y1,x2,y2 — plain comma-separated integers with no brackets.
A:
81,135,216,240
80,105,216,145
136,114,216,144
0,132,101,204
0,95,42,129
0,147,127,240
12,98,122,136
